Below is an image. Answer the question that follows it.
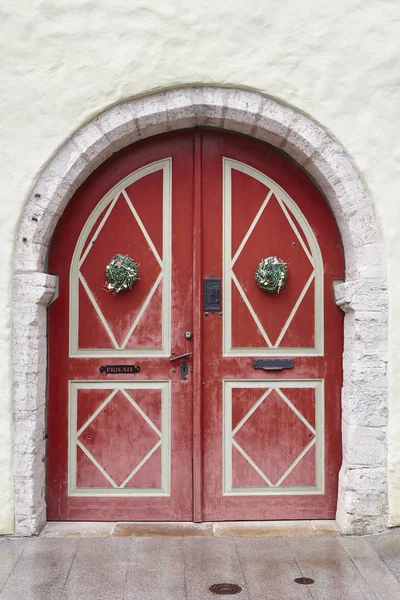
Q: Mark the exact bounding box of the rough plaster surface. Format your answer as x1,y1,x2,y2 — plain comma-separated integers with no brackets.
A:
11,88,387,536
0,0,398,533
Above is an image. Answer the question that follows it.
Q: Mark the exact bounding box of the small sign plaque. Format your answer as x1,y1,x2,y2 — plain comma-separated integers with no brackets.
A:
99,365,141,374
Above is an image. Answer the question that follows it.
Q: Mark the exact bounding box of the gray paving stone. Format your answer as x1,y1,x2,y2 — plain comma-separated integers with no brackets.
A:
235,538,312,600
0,538,27,591
370,530,400,582
1,532,400,600
60,538,130,600
287,537,376,599
124,538,186,600
183,538,250,600
0,537,78,600
340,536,400,599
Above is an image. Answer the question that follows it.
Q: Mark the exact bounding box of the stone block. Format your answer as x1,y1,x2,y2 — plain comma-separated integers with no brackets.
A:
223,89,263,134
335,279,388,312
13,273,56,305
344,310,388,352
357,243,387,279
282,112,331,165
14,469,46,514
72,121,113,165
190,87,226,128
336,503,387,535
47,139,91,194
163,88,197,131
13,375,47,412
14,406,46,454
15,503,46,536
342,422,386,466
96,102,141,151
343,352,387,389
252,97,293,148
12,332,47,375
14,239,47,273
14,439,46,475
341,385,387,427
350,206,382,246
131,94,170,140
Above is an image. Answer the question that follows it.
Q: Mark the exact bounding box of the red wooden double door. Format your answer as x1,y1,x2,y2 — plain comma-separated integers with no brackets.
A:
47,130,344,522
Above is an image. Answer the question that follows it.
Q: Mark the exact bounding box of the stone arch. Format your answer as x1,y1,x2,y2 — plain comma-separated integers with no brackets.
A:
13,87,387,535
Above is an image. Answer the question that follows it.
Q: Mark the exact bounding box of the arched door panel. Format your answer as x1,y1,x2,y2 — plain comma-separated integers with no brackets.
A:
47,129,344,521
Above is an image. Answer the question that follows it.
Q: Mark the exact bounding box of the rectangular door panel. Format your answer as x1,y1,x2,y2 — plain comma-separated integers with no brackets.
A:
223,380,324,495
69,381,170,496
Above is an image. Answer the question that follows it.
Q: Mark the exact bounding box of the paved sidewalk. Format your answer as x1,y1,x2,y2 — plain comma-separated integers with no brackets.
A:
1,529,400,599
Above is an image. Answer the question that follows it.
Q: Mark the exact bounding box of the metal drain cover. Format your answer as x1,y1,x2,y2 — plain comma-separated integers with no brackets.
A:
209,583,243,595
294,577,315,585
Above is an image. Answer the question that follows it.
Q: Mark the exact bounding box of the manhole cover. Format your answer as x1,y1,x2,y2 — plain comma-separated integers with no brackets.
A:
209,583,243,595
294,577,315,585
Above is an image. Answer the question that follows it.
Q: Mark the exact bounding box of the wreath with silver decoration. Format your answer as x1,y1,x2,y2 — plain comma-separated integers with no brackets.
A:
105,254,139,293
255,256,288,294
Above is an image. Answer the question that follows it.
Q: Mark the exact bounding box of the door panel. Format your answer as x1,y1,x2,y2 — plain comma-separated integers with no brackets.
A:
201,131,344,520
47,132,194,521
70,382,170,495
47,129,344,522
224,380,323,494
224,158,323,355
72,162,169,355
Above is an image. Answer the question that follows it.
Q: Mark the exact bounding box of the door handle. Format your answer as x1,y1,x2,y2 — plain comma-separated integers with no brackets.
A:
169,352,193,362
252,359,294,371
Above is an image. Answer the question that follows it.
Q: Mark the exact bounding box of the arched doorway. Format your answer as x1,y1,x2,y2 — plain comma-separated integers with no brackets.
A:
12,88,387,535
46,129,344,521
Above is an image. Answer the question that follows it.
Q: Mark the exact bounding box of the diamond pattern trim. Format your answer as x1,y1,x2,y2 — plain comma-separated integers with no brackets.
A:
223,380,324,495
69,159,171,357
78,193,163,350
69,381,171,497
77,390,161,489
231,188,314,348
223,159,324,356
232,388,315,486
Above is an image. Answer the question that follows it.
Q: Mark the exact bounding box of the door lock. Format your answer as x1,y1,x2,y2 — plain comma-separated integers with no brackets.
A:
185,331,193,340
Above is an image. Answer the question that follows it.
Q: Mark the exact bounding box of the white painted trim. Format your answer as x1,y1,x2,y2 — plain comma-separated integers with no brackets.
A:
12,87,388,535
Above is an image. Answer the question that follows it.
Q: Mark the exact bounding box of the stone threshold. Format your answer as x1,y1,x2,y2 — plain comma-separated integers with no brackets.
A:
40,520,338,538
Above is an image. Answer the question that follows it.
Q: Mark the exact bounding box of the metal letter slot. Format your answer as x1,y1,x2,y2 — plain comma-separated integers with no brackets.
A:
252,359,294,371
204,274,221,313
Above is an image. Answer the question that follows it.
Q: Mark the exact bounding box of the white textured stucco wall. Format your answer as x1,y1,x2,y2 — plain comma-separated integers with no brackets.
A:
1,0,400,533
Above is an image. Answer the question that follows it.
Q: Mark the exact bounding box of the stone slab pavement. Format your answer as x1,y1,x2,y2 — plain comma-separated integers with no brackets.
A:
1,528,400,599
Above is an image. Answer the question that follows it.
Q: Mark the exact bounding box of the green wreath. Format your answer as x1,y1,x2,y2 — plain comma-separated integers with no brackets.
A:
255,256,288,294
105,254,139,293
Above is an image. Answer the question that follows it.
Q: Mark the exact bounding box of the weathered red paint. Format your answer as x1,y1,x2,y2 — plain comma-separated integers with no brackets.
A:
47,130,344,521
47,132,195,521
200,131,344,519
